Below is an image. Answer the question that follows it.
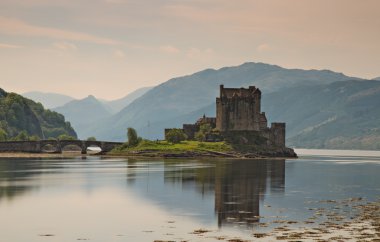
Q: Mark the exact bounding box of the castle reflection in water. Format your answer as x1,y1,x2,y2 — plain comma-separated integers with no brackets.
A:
162,159,285,227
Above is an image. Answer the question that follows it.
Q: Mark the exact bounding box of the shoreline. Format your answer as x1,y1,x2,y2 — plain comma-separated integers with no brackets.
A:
0,152,87,158
0,145,297,159
107,147,297,159
154,198,380,242
105,152,296,160
0,151,297,160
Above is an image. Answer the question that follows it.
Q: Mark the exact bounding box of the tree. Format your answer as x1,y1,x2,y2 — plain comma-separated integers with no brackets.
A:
87,137,97,141
194,131,205,142
194,124,212,142
58,134,76,140
29,135,40,141
166,129,187,143
127,127,139,147
13,131,29,141
199,123,212,134
0,128,7,141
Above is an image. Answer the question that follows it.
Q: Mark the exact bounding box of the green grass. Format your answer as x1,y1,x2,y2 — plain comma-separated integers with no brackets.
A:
111,140,233,154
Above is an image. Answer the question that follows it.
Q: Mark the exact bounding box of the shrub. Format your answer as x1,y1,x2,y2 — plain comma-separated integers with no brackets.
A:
13,131,29,141
57,134,76,140
166,129,187,143
29,135,40,141
87,136,97,141
0,128,7,141
195,131,205,142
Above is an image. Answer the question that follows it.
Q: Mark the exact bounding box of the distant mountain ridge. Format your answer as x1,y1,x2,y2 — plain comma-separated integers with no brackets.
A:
23,87,152,113
53,95,112,139
23,91,75,109
260,80,380,149
103,86,152,113
22,62,379,150
87,62,362,142
373,77,380,81
0,88,77,139
23,87,152,139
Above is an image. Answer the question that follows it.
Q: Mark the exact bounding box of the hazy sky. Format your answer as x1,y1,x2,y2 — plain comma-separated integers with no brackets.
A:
0,0,379,100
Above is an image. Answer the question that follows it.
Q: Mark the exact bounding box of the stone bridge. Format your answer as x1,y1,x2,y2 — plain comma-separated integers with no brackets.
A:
0,140,124,154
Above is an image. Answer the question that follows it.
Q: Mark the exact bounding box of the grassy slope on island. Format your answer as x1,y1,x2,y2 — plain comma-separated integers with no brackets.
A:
110,140,233,155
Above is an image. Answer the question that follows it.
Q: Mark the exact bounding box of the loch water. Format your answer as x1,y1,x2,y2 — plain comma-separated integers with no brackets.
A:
0,149,379,241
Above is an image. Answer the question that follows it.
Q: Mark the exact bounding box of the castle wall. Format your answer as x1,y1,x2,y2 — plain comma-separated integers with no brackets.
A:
270,123,286,148
182,124,199,140
222,123,285,149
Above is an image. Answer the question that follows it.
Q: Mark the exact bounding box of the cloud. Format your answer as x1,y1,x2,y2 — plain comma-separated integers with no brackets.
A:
186,48,214,61
0,42,23,49
104,0,128,3
159,45,180,54
257,43,271,53
52,41,77,50
113,49,126,59
0,16,123,45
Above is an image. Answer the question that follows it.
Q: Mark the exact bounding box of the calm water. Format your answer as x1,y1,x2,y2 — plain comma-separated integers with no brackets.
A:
0,150,379,241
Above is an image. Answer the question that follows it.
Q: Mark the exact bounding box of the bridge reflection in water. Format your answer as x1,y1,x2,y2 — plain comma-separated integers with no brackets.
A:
0,140,123,154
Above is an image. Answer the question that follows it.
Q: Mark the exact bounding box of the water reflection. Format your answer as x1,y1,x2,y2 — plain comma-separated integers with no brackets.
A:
0,157,285,229
214,160,285,227
0,159,42,200
0,155,379,241
159,159,286,227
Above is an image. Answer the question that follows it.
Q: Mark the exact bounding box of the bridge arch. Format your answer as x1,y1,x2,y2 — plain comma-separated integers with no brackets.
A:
40,140,61,153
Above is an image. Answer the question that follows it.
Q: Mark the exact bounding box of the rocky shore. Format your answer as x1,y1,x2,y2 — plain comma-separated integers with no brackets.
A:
153,198,380,242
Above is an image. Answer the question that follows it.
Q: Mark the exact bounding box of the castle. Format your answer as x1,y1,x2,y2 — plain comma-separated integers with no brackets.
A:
165,85,286,149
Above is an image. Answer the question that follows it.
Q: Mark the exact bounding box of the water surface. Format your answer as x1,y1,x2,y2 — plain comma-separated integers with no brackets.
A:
0,150,379,241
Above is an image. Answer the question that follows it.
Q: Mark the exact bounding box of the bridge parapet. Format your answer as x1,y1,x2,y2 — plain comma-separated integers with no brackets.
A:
0,140,124,154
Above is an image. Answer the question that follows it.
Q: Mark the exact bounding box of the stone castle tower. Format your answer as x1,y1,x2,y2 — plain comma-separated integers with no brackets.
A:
216,85,285,148
216,85,268,132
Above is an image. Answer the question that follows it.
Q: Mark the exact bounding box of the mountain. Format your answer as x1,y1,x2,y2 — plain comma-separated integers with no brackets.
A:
145,80,380,150
104,87,152,114
53,95,112,139
263,80,380,149
23,91,75,109
0,88,77,140
88,62,360,141
373,77,380,81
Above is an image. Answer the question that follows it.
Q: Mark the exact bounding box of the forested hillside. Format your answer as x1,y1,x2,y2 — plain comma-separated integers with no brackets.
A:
0,88,77,141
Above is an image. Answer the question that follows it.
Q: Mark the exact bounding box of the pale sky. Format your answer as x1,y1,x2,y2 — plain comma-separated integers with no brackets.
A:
0,0,379,100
